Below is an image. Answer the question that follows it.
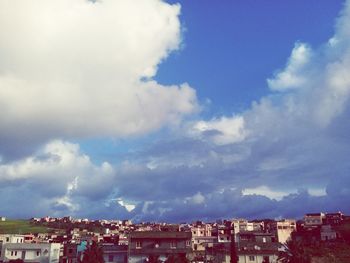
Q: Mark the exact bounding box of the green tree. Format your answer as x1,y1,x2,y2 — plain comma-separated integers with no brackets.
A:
81,241,105,263
278,240,312,263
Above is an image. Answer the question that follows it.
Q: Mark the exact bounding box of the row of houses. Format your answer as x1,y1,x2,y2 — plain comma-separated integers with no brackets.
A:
0,211,349,263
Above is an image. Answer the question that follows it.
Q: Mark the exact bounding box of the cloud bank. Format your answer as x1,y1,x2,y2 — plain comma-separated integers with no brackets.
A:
1,0,350,221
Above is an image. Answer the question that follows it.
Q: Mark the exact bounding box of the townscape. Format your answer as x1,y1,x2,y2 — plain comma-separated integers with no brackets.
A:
0,211,349,263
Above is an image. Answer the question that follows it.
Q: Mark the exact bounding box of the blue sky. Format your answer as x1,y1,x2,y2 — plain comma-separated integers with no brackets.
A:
0,0,350,222
157,0,344,114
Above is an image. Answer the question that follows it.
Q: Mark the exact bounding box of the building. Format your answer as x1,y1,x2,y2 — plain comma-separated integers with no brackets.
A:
60,243,78,263
320,225,337,241
237,231,279,263
323,212,344,225
0,243,60,263
269,219,296,244
102,244,127,263
304,213,325,227
128,231,192,263
0,235,25,244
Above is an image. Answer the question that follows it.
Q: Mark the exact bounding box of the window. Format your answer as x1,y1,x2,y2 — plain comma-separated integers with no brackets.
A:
6,237,9,242
249,255,255,261
109,255,114,261
136,241,142,249
15,251,17,256
37,251,41,256
186,240,191,247
170,241,176,249
11,251,14,256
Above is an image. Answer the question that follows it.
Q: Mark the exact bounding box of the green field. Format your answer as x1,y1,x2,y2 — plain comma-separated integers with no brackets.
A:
0,220,52,234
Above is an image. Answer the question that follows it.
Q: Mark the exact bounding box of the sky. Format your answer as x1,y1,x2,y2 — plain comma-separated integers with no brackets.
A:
1,0,350,222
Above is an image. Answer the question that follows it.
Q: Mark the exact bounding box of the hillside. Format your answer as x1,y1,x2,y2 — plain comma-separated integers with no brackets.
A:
0,220,52,234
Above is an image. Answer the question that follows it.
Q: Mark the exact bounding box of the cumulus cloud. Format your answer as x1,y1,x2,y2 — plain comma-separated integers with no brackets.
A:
111,0,350,221
0,140,127,218
190,116,247,145
0,0,198,158
267,43,312,91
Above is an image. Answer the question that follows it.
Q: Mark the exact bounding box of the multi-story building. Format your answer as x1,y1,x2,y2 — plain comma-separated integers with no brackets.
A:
102,244,127,263
128,231,191,263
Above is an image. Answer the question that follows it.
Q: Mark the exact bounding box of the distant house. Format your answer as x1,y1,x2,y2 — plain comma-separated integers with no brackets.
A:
304,213,325,227
0,217,6,221
320,225,337,241
269,219,296,244
206,242,280,263
0,234,25,244
324,212,345,225
238,231,279,263
128,231,192,263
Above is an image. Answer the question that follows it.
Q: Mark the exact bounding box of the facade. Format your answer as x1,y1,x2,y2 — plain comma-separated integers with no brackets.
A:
0,235,25,245
270,219,296,244
102,244,127,263
128,231,191,263
304,213,325,227
60,243,78,263
323,212,344,225
0,243,60,263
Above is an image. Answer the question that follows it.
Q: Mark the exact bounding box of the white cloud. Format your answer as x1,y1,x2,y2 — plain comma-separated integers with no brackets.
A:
191,116,247,145
0,0,198,148
186,192,205,205
267,43,312,91
308,188,327,197
242,186,296,201
115,0,350,220
0,140,116,215
117,199,136,212
3,1,350,221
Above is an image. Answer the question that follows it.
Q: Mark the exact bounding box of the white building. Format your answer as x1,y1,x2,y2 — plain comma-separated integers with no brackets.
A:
270,219,296,244
0,243,60,263
0,234,25,244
